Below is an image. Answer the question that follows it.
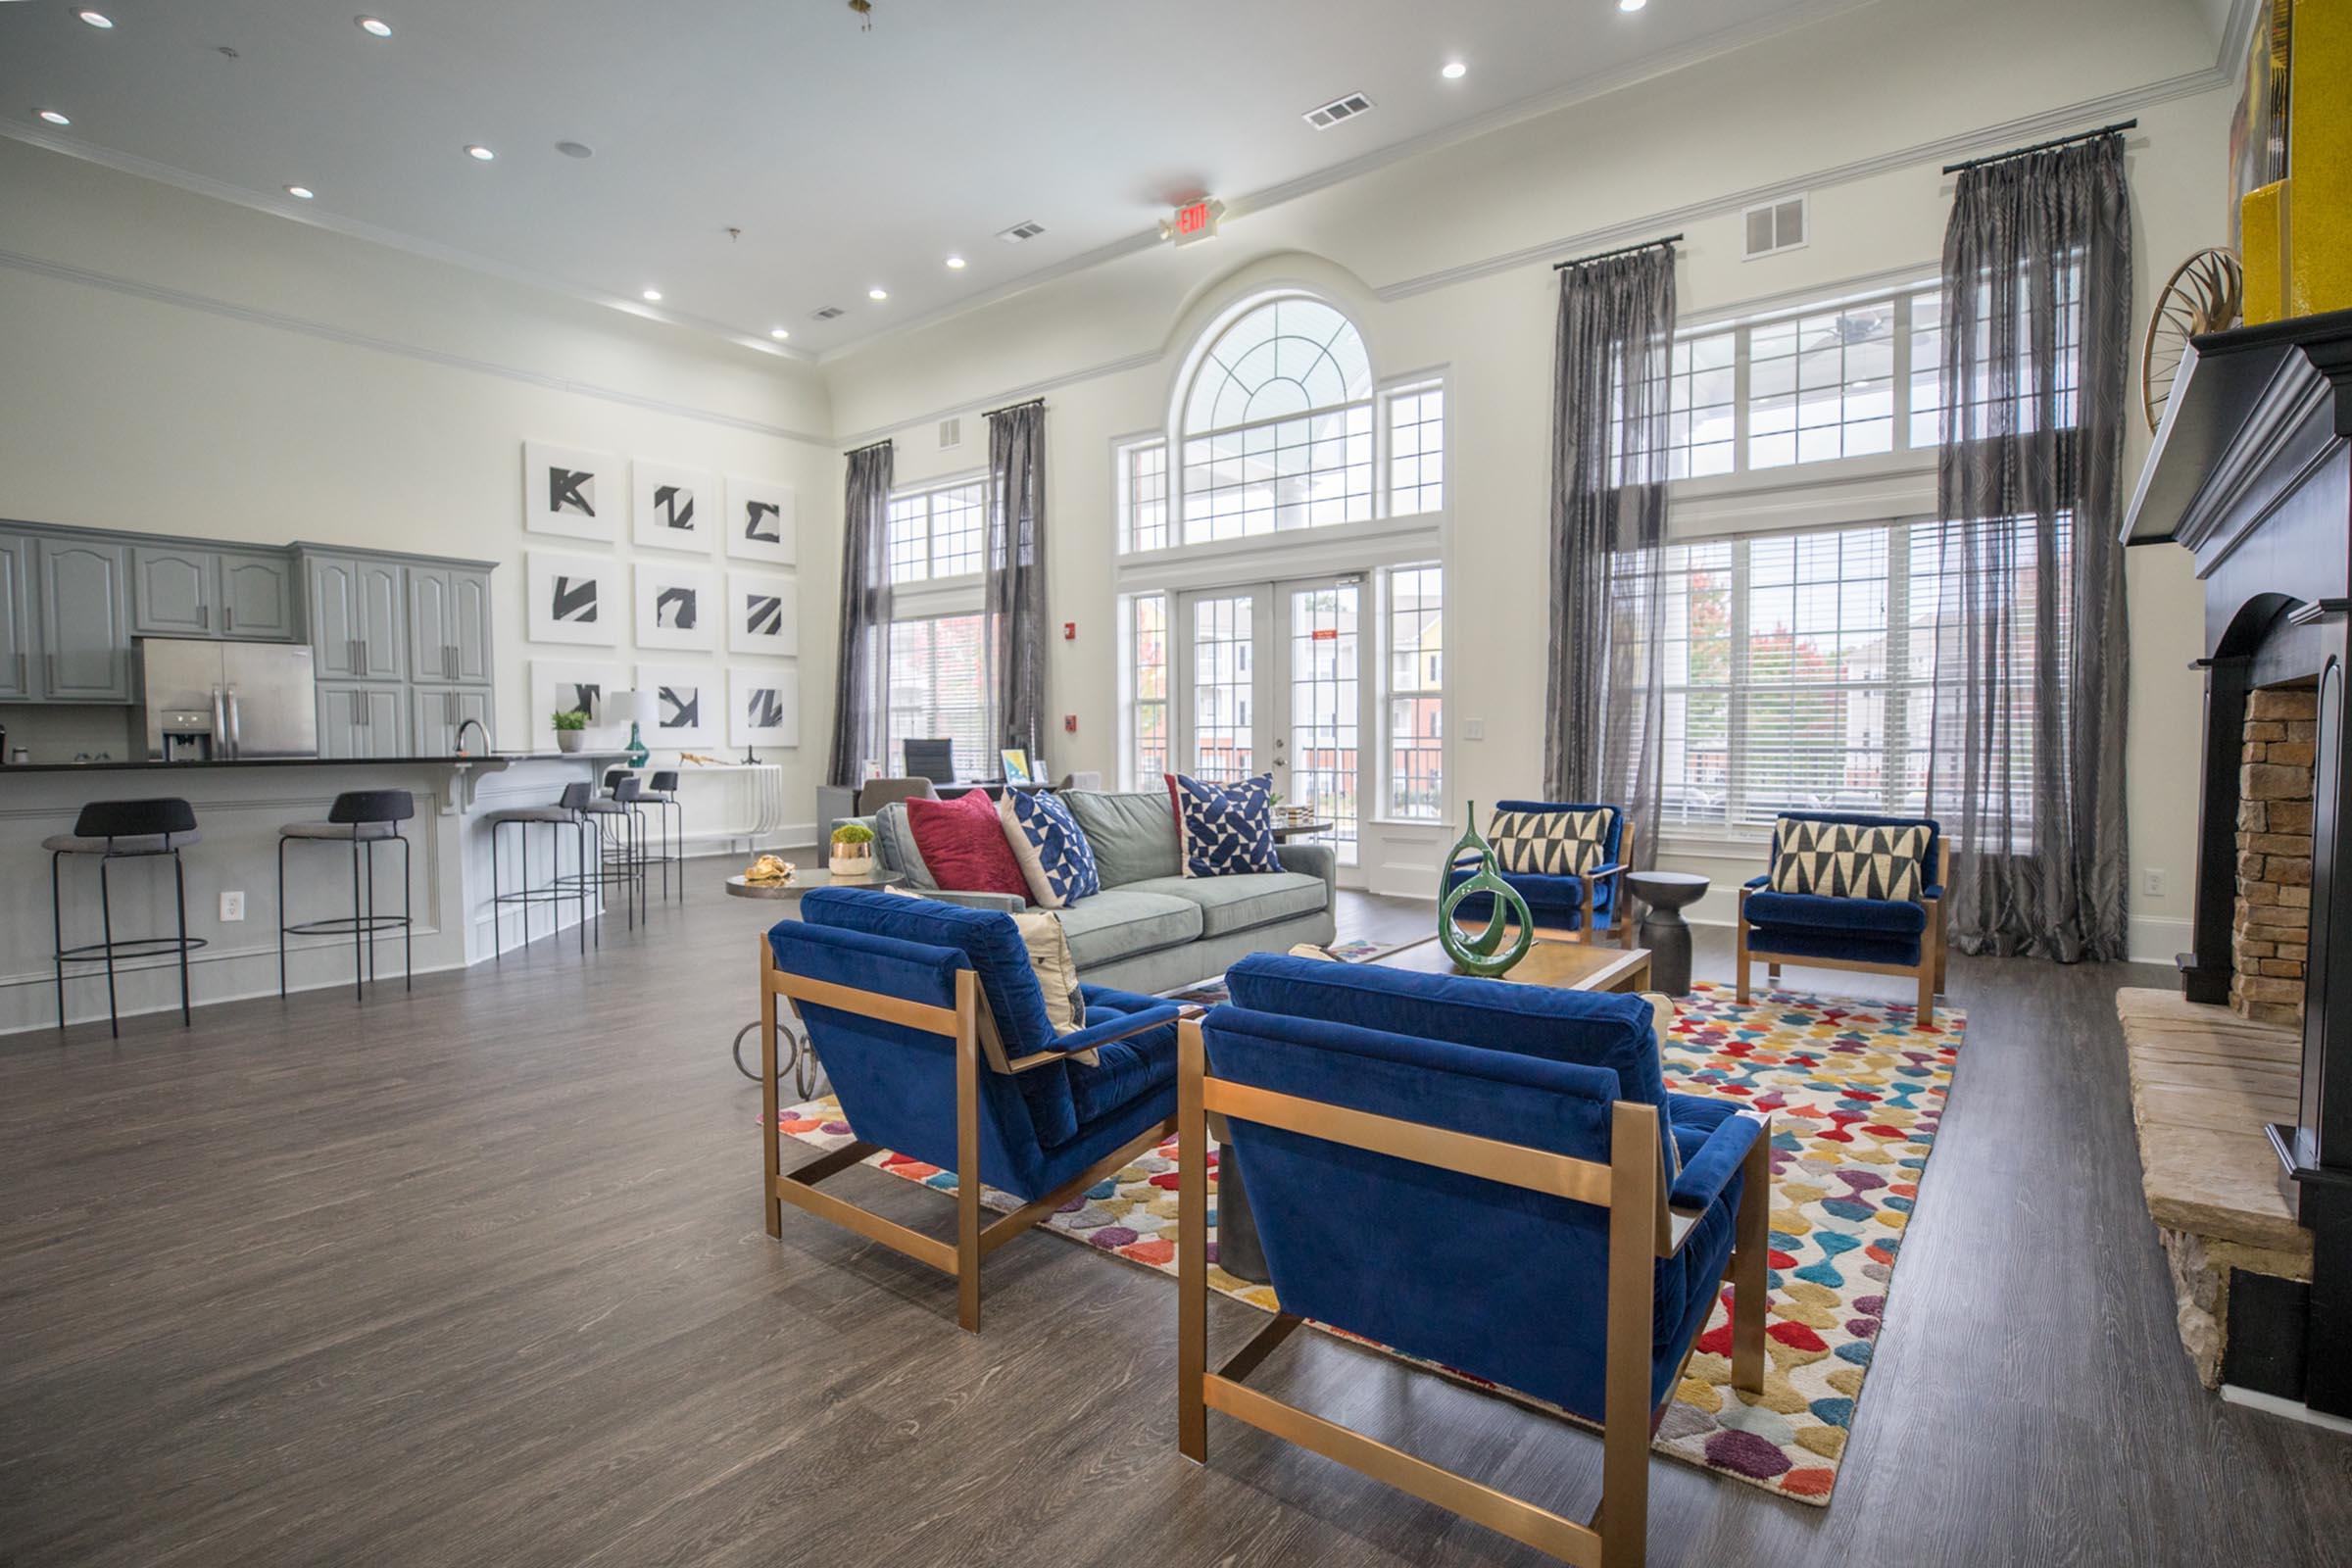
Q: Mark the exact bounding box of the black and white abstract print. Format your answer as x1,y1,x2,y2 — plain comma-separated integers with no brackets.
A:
636,663,718,747
526,552,620,646
523,442,619,542
635,564,716,651
725,476,797,564
726,570,798,656
633,461,718,554
728,665,800,748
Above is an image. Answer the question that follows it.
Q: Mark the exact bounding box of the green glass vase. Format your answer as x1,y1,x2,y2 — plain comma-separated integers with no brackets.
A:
1438,800,1533,978
625,721,650,769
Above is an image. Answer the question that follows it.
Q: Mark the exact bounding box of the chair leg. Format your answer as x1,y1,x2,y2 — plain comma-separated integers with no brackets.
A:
1734,906,1751,1004
53,850,68,1031
1732,1120,1770,1396
350,836,365,1002
1767,961,1781,984
277,836,291,996
1177,1020,1209,1463
760,944,783,1239
365,839,378,989
400,833,414,992
956,1011,983,1334
98,857,119,1039
1600,1104,1658,1568
490,823,503,963
1916,962,1936,1026
172,850,192,1027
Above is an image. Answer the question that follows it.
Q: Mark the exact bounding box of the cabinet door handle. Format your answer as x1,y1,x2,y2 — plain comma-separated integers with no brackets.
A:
198,604,209,630
353,689,366,727
223,607,233,633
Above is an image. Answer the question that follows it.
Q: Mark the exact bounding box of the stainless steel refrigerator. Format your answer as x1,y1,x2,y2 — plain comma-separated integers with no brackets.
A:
137,638,319,761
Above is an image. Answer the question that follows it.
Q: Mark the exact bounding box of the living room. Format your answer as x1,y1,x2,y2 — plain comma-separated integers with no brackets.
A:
3,0,2347,1562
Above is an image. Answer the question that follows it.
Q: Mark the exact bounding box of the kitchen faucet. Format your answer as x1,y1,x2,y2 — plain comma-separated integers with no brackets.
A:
454,716,490,757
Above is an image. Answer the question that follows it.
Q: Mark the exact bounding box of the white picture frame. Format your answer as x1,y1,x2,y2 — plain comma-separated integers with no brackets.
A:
725,570,799,657
632,460,718,553
525,551,622,647
522,441,619,541
633,562,717,652
729,665,801,749
529,659,622,749
635,662,720,750
724,475,797,564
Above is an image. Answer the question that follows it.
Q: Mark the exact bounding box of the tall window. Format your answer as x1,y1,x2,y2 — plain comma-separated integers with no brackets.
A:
1128,593,1169,784
1386,565,1444,819
1118,439,1170,554
1178,295,1375,543
1656,517,2070,833
887,478,985,584
1386,381,1446,515
887,613,989,777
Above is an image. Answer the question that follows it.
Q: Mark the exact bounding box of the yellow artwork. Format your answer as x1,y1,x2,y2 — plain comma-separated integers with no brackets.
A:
2238,0,2351,322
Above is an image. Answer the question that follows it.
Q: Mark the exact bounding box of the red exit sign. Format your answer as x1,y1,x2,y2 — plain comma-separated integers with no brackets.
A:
1162,197,1224,247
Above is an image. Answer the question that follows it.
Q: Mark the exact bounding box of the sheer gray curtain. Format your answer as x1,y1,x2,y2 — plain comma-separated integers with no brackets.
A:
1928,134,2131,960
1544,245,1676,869
825,440,895,788
984,401,1047,762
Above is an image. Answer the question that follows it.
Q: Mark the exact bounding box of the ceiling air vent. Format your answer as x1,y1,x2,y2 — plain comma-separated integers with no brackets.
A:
1303,91,1374,129
811,305,847,320
938,416,962,451
1743,196,1809,260
998,220,1047,244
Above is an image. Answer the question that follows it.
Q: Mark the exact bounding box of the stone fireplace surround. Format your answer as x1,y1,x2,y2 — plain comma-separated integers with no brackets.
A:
2232,686,2317,1027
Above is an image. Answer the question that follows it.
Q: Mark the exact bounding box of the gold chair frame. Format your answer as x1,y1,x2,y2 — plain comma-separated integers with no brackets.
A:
1736,838,1950,1023
1175,1018,1770,1568
759,939,1179,1332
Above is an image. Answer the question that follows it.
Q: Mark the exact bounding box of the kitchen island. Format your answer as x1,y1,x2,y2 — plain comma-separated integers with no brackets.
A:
0,751,629,1034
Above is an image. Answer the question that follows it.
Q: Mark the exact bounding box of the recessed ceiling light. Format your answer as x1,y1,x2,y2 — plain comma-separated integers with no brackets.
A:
555,139,594,159
1442,60,1467,79
286,184,315,200
868,287,889,301
465,144,495,161
769,327,790,340
945,255,966,270
1618,0,1647,11
356,15,391,37
641,288,662,302
36,109,71,126
76,10,114,28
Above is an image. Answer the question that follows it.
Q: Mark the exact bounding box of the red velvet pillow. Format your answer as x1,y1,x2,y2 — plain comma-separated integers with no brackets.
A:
906,789,1031,901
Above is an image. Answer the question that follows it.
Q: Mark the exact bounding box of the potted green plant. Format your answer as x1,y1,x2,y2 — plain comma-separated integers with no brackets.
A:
552,709,588,754
829,820,877,878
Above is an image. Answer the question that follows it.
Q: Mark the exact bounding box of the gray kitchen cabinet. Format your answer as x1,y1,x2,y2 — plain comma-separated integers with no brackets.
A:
318,682,408,760
35,538,130,703
131,546,219,637
219,552,296,640
407,566,495,686
0,534,32,700
412,684,493,756
307,553,404,680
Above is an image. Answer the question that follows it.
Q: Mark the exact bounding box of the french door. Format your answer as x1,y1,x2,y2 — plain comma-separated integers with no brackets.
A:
1175,577,1363,871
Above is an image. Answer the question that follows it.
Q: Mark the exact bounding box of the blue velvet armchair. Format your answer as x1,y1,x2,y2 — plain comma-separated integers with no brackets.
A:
1737,810,1949,1024
760,887,1183,1331
1442,799,1635,947
1177,955,1769,1568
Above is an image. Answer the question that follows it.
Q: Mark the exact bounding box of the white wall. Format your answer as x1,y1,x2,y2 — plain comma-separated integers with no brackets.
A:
818,0,2233,960
0,136,841,843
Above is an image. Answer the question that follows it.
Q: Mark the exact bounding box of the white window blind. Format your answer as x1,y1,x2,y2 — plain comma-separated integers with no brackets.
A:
887,612,990,778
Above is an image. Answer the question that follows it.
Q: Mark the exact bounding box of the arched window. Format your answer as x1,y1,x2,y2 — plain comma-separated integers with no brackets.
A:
1177,294,1376,543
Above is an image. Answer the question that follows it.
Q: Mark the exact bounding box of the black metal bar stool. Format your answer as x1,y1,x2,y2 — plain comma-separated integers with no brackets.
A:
278,789,416,1001
603,767,661,909
646,769,686,902
485,781,596,957
576,772,645,927
46,797,205,1038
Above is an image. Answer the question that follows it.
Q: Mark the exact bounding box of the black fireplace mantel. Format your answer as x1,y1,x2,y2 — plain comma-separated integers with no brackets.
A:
2125,306,2352,1417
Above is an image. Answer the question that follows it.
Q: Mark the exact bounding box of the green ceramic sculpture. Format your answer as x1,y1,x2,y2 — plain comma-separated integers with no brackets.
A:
1439,800,1534,977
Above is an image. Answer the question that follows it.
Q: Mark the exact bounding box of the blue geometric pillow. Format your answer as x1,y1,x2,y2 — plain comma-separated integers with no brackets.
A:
998,788,1102,908
1165,772,1282,878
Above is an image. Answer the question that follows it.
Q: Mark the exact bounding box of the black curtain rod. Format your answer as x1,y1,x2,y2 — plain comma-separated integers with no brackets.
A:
1943,119,2135,174
984,396,1046,418
1552,233,1682,272
843,437,892,456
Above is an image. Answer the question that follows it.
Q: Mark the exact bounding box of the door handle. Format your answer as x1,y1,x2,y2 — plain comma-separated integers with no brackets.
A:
213,686,226,750
223,606,233,633
199,604,209,630
226,689,242,758
353,689,366,727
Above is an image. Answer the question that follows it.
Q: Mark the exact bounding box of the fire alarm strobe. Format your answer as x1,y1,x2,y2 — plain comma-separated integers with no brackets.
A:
1062,620,1076,640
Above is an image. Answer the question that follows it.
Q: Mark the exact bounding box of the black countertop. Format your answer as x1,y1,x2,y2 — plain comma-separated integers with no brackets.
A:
0,751,629,776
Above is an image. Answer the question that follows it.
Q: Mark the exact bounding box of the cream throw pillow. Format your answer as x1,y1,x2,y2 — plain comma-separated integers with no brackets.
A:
882,887,1088,1039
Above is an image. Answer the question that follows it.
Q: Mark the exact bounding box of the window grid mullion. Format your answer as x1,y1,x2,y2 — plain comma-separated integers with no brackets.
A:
1885,521,1912,814
1726,539,1751,831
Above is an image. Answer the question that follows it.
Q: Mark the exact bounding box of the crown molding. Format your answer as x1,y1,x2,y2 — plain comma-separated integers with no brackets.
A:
0,123,816,366
0,246,834,448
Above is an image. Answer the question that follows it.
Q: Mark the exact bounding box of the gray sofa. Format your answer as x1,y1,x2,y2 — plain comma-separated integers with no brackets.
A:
849,788,1337,995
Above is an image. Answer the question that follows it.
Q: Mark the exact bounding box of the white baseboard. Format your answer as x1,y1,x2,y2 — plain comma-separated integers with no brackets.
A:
2221,1384,2352,1435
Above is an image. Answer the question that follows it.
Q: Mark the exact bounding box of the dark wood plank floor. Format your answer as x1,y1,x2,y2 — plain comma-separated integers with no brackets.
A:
4,882,2349,1567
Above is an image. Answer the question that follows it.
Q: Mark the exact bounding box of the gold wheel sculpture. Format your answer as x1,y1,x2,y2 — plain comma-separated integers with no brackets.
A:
2140,247,2243,435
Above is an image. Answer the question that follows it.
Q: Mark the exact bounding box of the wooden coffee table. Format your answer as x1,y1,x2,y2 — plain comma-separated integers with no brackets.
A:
1374,931,1653,993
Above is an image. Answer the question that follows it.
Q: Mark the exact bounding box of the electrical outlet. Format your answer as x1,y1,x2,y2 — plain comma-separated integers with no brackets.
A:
220,890,246,922
1463,718,1486,741
2141,867,2167,898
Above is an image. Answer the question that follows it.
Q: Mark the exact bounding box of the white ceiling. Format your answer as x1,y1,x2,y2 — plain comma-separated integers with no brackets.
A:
0,0,1854,360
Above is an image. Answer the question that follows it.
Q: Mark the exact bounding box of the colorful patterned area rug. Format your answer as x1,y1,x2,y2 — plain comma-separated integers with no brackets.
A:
777,980,1963,1506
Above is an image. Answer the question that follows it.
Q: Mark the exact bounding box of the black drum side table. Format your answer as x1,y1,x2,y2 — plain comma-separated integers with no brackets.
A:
1626,870,1709,995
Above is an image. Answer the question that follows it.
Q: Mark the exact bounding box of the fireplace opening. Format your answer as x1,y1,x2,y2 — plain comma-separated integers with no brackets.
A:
2232,683,2317,1026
